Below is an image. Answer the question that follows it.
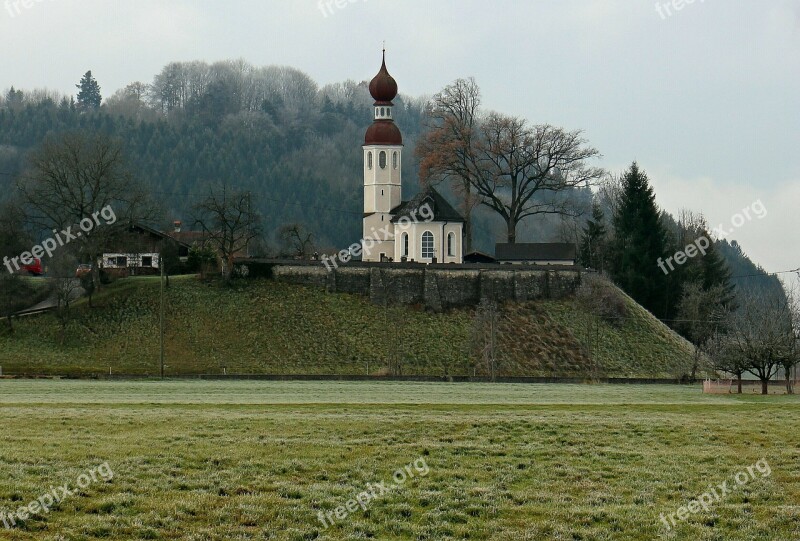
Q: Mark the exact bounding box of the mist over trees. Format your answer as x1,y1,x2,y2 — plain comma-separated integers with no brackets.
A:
0,62,588,254
0,60,431,252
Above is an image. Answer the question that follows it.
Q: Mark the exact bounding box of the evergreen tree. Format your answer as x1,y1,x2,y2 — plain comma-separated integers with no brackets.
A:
609,162,670,318
76,71,102,111
578,201,607,271
685,230,735,308
5,86,24,108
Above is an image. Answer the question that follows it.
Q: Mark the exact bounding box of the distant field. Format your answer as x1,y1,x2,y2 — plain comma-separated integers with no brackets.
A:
0,381,797,540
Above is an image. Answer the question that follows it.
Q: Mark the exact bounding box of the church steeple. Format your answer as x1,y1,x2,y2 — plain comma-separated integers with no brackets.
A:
365,49,402,145
368,48,398,105
363,50,403,223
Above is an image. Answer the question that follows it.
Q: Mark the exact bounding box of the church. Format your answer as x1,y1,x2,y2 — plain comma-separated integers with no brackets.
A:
361,52,465,264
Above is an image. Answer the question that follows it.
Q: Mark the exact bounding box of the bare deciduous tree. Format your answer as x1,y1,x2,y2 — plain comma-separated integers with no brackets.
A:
474,115,604,243
417,78,482,252
418,81,604,244
18,132,152,290
676,282,731,381
723,291,795,394
706,331,747,394
277,223,314,259
473,299,500,381
193,186,261,281
779,285,800,393
49,251,81,345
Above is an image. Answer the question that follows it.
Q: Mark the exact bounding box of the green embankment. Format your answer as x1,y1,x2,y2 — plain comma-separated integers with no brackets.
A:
0,276,696,377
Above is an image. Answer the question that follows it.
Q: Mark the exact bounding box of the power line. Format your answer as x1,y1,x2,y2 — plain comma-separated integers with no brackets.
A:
728,268,800,280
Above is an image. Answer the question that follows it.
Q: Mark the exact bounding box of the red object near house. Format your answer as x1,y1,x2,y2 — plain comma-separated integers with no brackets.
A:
23,258,43,276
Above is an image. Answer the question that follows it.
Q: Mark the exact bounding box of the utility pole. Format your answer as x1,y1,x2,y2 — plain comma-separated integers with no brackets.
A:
160,253,165,379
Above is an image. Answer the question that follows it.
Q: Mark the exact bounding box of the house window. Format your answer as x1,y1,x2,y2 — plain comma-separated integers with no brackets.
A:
393,151,398,169
142,256,153,267
421,231,434,259
401,233,408,257
379,151,387,169
367,151,373,170
447,232,455,257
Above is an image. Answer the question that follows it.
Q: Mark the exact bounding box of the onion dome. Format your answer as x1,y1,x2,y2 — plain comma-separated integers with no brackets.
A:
365,120,403,145
368,51,398,104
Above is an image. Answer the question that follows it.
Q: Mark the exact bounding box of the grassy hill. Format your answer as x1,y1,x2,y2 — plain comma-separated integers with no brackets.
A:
0,276,697,378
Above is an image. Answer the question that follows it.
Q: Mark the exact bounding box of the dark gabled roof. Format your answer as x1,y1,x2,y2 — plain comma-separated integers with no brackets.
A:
127,223,191,248
464,251,497,264
495,243,577,261
390,187,464,223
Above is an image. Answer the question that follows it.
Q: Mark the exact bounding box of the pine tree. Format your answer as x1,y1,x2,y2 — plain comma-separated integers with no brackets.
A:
76,71,102,111
579,201,607,271
609,162,670,318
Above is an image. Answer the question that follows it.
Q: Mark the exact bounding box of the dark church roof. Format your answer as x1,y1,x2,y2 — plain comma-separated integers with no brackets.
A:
495,243,576,262
390,187,464,223
364,121,403,145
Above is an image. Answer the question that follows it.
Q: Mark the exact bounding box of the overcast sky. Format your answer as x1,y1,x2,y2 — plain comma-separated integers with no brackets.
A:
2,0,798,279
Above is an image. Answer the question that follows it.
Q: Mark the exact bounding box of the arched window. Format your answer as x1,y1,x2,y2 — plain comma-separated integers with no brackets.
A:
379,151,387,169
392,151,398,169
380,107,385,116
447,232,455,257
421,231,434,259
367,151,373,170
401,233,408,257
375,107,379,117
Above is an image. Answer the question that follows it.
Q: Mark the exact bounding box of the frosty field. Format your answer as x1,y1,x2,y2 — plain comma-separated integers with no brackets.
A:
0,381,797,540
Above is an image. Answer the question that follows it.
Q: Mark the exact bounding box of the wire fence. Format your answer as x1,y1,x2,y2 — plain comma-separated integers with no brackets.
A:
703,378,797,395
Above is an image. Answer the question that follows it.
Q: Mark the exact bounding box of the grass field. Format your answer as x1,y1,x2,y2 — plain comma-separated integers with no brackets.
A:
0,381,797,540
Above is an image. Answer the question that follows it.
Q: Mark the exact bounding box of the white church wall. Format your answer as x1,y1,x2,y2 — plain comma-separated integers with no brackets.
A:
362,213,395,262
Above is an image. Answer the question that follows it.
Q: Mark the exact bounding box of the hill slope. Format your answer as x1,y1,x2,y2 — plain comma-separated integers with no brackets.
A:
0,277,696,378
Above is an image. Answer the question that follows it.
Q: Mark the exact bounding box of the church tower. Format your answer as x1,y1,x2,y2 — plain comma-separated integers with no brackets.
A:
362,50,402,261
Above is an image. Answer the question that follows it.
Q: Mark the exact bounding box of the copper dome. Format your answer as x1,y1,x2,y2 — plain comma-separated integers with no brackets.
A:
368,52,398,104
364,120,403,145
